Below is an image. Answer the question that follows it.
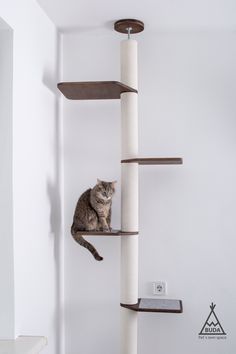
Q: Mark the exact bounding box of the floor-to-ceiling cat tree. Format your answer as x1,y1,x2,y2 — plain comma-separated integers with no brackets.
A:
58,19,183,354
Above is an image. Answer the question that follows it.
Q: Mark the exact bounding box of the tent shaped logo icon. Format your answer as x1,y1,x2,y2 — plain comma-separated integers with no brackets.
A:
199,303,226,336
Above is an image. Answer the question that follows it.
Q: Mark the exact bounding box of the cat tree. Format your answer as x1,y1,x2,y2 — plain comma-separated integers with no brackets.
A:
58,18,183,354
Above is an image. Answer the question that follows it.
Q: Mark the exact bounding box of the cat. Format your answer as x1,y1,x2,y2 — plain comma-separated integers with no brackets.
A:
71,179,117,261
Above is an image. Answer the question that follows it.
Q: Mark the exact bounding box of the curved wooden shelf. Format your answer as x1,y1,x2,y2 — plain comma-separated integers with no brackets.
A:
121,298,183,313
73,229,138,236
121,157,183,165
57,81,137,100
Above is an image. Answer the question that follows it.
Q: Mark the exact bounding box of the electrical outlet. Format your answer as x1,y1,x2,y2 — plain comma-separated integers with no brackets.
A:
152,281,167,295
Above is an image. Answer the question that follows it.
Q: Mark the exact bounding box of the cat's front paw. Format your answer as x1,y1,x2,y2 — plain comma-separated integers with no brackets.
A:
102,226,110,232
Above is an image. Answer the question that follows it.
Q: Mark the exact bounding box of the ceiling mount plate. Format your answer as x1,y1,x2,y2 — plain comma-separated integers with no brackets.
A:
114,19,144,34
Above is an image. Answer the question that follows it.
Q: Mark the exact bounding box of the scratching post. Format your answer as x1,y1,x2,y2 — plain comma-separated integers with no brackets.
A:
120,32,139,354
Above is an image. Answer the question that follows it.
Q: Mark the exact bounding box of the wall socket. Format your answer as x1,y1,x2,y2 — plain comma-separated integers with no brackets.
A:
152,281,167,295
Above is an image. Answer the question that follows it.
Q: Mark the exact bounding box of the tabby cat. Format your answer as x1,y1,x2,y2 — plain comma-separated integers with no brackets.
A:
71,179,117,261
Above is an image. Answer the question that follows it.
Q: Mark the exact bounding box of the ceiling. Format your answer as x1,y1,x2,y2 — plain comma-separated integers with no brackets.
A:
37,0,236,32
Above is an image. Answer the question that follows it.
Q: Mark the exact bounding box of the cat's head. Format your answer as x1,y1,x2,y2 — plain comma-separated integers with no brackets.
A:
94,179,117,201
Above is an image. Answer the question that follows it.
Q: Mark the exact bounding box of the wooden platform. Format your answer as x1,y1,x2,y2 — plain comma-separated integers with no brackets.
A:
57,81,137,100
72,229,138,236
121,157,183,165
121,298,183,313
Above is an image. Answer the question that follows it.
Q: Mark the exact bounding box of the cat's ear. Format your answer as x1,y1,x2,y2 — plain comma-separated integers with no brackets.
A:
112,180,117,187
97,178,102,184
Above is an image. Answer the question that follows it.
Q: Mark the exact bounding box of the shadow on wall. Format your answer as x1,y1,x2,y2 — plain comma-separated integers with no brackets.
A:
43,31,64,354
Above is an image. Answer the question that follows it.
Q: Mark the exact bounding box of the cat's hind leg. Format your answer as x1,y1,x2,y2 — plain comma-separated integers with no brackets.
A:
85,210,99,231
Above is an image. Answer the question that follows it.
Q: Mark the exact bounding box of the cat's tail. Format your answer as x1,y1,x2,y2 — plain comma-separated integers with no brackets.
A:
71,226,103,261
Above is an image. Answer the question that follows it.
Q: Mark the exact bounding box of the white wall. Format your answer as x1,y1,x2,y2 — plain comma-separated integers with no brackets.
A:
62,32,121,354
0,1,62,354
62,29,236,354
0,19,14,340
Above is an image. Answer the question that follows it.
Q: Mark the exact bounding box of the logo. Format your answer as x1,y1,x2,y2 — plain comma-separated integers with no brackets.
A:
199,303,226,340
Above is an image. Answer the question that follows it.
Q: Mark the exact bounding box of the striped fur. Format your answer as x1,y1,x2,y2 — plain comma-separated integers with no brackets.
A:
71,180,116,261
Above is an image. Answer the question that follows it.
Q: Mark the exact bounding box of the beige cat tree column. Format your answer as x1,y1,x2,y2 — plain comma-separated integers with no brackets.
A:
57,18,183,354
117,20,139,354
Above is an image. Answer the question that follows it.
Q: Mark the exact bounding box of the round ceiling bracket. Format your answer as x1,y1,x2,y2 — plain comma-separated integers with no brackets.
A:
114,19,144,34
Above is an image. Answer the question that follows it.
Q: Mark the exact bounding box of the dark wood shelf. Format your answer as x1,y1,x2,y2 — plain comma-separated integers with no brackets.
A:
121,298,183,313
73,229,138,236
57,81,137,100
121,157,183,165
